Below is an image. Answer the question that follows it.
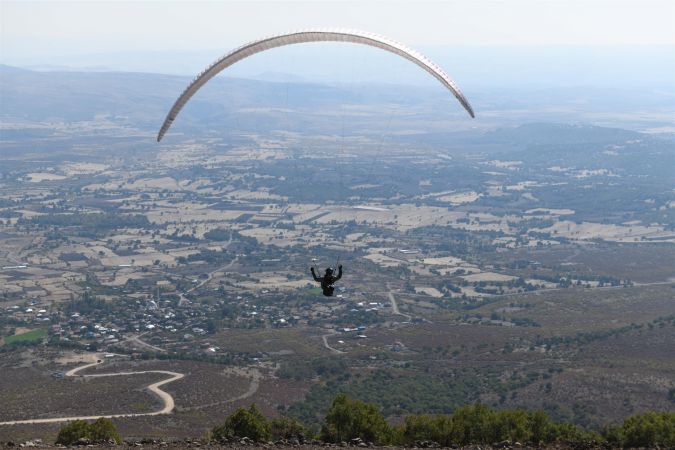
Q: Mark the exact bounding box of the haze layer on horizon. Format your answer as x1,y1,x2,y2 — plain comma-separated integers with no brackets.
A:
2,1,674,88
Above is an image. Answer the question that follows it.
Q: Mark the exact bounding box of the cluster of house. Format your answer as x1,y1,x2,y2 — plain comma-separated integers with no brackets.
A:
4,299,51,324
2,277,390,356
52,312,125,345
2,294,208,350
351,301,388,313
338,325,368,339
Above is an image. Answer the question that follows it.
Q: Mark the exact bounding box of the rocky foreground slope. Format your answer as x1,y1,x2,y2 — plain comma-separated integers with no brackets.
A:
0,438,618,450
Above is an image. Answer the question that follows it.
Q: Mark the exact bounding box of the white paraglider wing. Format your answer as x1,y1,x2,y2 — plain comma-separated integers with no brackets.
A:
158,29,474,142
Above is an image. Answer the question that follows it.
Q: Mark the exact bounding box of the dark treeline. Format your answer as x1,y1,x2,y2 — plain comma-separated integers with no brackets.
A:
19,212,152,237
52,394,675,447
208,395,674,448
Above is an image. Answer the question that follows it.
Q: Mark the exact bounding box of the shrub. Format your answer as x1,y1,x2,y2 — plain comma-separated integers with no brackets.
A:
270,416,307,440
399,404,597,446
450,403,496,444
321,394,392,444
605,411,675,448
55,418,120,445
55,420,91,445
89,418,122,444
401,414,454,446
492,408,533,443
212,404,271,442
547,421,599,443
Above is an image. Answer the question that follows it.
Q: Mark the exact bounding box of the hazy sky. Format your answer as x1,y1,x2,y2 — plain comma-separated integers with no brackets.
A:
2,0,674,63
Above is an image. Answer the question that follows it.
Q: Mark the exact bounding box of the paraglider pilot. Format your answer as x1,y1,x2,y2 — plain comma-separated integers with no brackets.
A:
311,265,342,297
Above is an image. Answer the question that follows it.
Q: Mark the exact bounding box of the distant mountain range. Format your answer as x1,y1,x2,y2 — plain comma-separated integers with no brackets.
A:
1,65,674,137
5,44,675,88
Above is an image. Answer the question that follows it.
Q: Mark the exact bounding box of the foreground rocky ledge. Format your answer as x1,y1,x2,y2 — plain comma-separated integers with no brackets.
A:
0,437,619,450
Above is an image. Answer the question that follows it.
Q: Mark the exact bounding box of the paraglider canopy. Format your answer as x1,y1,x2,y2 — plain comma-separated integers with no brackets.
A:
157,28,474,142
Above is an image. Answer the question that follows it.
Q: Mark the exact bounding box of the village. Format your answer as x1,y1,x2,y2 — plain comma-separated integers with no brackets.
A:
1,132,666,361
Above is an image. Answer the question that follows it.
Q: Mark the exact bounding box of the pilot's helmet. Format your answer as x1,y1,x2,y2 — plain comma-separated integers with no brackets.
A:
325,267,333,274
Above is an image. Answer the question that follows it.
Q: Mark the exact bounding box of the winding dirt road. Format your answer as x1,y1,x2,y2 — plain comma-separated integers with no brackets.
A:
388,291,412,321
178,254,238,307
126,333,167,353
322,331,344,354
0,356,184,426
183,367,262,411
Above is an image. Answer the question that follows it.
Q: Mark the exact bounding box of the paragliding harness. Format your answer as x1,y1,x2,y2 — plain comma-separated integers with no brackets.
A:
311,257,342,297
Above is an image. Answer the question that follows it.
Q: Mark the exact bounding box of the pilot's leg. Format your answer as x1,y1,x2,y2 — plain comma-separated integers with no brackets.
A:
323,286,334,296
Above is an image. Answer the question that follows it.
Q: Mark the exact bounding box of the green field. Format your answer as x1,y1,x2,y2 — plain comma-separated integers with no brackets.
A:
307,287,323,295
3,328,47,345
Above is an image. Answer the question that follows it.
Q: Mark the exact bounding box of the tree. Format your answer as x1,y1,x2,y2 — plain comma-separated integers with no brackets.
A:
321,394,392,444
212,404,271,442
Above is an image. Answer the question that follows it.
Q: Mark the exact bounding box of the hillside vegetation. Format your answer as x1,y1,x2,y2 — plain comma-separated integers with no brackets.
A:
207,396,674,448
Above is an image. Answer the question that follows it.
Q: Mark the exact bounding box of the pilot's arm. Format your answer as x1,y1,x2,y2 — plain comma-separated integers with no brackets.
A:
311,267,322,282
334,265,343,282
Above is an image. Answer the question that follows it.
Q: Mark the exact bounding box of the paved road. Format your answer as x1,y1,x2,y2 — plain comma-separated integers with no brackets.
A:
0,356,184,426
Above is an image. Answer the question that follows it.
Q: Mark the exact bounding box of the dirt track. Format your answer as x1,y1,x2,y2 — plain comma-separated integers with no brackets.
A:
0,355,184,426
183,367,262,411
